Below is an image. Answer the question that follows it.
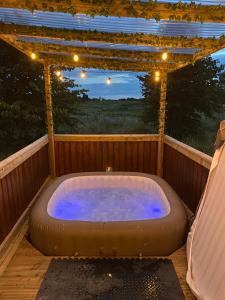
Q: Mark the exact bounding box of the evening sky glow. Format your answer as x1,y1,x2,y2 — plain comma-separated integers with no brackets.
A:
65,49,225,100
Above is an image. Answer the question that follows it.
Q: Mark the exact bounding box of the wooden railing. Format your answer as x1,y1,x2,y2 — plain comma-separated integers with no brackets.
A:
54,134,159,176
0,136,49,245
163,135,212,212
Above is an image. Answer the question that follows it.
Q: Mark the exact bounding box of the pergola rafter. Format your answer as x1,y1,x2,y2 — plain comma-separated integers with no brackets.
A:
1,33,223,74
1,0,225,24
39,53,175,72
9,38,193,64
0,34,176,72
0,34,31,61
193,43,225,62
170,42,225,72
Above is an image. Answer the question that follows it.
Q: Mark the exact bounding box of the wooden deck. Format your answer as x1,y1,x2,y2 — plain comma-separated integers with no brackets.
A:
0,237,196,300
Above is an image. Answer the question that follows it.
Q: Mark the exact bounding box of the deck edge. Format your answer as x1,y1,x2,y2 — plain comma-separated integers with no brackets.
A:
0,176,51,275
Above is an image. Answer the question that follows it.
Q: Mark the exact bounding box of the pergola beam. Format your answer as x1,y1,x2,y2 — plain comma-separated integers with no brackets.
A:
0,35,172,72
193,43,225,62
13,39,193,64
1,34,179,72
2,32,225,74
0,35,30,59
1,23,224,50
1,0,225,23
39,53,174,72
171,41,225,72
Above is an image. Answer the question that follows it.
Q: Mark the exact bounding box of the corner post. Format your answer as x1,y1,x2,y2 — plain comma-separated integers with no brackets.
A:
157,72,167,177
44,62,56,178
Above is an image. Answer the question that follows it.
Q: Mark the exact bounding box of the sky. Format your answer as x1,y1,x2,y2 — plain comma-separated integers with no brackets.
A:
64,48,225,100
212,48,225,65
64,69,146,99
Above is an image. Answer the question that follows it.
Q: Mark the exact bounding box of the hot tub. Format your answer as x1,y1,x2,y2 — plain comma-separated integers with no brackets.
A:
29,172,187,256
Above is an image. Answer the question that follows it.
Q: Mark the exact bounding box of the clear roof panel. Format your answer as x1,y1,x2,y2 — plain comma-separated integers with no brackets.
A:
17,36,200,55
0,8,225,38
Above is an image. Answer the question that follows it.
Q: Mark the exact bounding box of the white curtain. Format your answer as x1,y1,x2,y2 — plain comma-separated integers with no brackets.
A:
186,142,225,300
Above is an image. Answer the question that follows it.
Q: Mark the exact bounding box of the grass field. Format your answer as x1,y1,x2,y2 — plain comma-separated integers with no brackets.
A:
1,99,224,160
57,99,224,156
64,99,156,134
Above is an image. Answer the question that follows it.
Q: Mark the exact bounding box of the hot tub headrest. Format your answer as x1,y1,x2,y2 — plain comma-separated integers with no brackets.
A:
215,120,225,149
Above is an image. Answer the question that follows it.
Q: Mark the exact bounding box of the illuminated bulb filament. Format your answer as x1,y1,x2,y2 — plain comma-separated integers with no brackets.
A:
162,52,168,61
31,52,36,60
106,77,112,85
56,70,61,77
73,54,79,62
80,70,86,79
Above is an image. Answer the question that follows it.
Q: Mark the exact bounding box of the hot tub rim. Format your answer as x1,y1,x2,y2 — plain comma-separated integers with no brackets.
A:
30,172,187,227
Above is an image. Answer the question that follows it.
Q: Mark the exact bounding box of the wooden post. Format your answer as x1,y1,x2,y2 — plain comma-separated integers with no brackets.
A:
157,72,167,177
44,62,56,178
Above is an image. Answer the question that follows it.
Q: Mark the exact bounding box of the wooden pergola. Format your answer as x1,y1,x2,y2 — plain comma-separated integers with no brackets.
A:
1,0,225,178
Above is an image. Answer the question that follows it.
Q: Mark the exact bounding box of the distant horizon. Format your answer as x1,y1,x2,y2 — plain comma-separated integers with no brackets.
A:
82,96,144,100
65,48,225,100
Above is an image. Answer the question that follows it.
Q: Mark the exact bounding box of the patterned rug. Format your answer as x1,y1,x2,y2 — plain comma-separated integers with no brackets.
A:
36,258,185,300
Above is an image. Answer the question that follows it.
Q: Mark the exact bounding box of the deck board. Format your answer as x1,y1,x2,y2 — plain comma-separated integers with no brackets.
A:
0,238,196,300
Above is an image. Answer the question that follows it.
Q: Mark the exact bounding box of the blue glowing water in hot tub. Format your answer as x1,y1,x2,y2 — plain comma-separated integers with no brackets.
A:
50,188,167,221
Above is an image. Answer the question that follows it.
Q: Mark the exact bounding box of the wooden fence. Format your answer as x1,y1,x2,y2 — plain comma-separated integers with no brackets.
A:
0,136,49,245
54,134,159,176
163,136,212,212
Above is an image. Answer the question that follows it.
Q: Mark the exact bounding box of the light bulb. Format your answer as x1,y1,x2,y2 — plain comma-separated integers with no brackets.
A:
73,54,79,62
56,70,61,77
162,52,168,61
155,76,160,82
31,52,36,60
80,70,86,78
106,77,112,85
155,71,160,77
59,76,63,81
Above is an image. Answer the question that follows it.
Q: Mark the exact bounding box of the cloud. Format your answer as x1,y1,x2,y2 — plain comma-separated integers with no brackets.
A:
64,68,146,99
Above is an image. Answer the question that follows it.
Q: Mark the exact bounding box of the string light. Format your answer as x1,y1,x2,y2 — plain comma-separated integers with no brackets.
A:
162,52,168,61
59,76,63,81
106,77,112,85
56,70,61,77
73,54,79,62
31,52,36,60
155,71,160,82
80,70,86,79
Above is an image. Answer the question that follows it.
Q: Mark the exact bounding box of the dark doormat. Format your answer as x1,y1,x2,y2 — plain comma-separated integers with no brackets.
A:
36,258,185,300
